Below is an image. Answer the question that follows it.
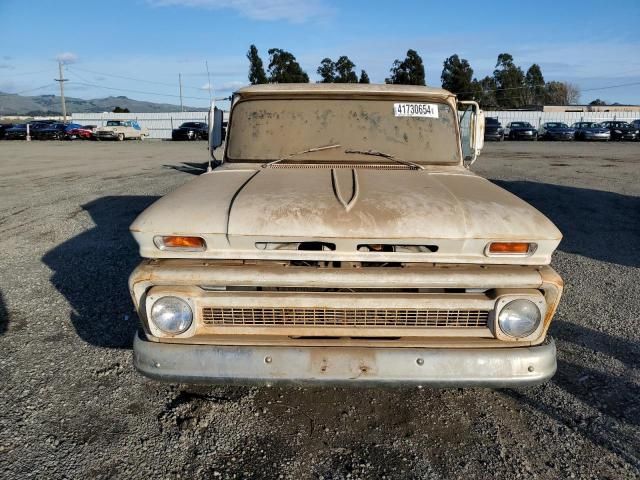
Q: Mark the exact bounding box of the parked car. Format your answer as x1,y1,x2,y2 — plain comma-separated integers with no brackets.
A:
484,117,504,141
0,123,14,139
95,120,149,141
129,83,564,387
631,120,640,139
66,125,96,140
171,122,208,141
599,121,638,141
504,121,538,140
538,122,575,141
32,122,83,140
571,122,610,141
4,124,28,140
3,122,51,140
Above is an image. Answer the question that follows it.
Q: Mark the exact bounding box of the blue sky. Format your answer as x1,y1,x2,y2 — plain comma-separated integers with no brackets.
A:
1,0,639,108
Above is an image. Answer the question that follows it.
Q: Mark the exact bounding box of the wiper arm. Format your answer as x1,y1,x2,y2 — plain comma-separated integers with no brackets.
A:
344,149,424,170
263,144,342,167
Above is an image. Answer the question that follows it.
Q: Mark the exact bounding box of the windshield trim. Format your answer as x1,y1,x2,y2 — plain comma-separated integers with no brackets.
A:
223,94,463,166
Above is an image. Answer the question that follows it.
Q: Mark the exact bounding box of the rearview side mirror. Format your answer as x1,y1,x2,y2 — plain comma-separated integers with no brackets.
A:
208,105,224,156
458,101,485,167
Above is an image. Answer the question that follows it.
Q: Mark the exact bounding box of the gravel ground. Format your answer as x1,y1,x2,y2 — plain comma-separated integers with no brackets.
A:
0,140,638,479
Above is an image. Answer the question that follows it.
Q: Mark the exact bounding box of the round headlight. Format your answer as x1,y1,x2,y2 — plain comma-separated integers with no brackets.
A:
498,299,541,338
150,296,193,334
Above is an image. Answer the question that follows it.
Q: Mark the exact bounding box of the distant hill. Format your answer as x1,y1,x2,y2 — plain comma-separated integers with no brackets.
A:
0,92,208,115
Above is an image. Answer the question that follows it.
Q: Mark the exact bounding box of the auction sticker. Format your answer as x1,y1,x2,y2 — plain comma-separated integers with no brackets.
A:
394,103,439,118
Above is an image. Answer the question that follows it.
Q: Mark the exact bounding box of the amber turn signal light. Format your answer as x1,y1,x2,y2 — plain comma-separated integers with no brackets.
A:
154,235,206,250
487,242,535,255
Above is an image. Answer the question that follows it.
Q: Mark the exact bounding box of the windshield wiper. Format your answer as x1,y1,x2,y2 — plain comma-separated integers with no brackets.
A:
344,149,424,170
263,144,342,167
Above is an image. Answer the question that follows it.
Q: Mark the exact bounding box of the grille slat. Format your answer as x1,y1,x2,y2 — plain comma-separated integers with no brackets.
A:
202,307,488,328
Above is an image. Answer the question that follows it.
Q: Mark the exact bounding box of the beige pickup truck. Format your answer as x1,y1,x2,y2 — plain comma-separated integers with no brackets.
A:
129,84,563,387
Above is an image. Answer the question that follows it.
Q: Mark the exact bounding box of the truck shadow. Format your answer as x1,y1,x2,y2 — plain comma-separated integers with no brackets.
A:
493,180,640,267
0,290,7,336
42,196,159,349
503,319,640,468
163,161,210,175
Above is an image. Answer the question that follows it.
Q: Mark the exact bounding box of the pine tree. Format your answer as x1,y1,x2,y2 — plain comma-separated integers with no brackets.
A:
441,54,474,100
493,53,526,108
385,49,426,85
525,64,545,105
246,45,267,85
358,70,370,84
472,76,498,108
267,48,309,83
317,58,335,83
334,56,358,83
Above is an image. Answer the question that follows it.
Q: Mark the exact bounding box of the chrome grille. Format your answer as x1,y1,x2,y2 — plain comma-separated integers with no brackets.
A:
202,307,489,328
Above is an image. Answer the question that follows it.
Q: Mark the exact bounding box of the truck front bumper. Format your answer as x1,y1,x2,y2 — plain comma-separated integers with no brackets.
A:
134,333,556,387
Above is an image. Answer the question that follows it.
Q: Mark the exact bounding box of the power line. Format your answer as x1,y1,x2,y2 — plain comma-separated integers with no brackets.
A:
66,69,92,84
67,65,205,91
5,68,53,77
458,80,640,96
66,80,230,102
0,83,57,96
582,81,640,92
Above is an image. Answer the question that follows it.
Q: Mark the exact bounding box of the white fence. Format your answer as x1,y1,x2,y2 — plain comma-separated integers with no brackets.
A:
69,109,638,139
484,111,638,128
70,111,228,139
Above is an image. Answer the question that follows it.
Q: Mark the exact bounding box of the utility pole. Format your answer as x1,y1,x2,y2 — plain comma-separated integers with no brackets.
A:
55,61,68,122
178,73,184,112
205,60,212,103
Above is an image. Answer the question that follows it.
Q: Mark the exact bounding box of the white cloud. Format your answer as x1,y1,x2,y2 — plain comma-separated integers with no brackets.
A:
146,0,331,23
0,80,18,92
200,80,245,92
219,80,246,91
56,52,78,64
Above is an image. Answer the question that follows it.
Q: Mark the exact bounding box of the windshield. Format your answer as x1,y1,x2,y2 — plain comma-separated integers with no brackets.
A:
227,98,460,164
547,123,569,128
486,118,499,125
511,122,532,128
106,121,123,126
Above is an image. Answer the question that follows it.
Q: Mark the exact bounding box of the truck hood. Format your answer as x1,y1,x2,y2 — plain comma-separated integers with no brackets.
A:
131,165,562,264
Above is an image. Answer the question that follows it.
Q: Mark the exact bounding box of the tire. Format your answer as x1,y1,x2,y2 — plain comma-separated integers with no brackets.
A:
117,133,124,141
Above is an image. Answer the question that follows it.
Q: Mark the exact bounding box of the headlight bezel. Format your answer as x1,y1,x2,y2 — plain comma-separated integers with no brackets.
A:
148,295,194,336
493,293,546,341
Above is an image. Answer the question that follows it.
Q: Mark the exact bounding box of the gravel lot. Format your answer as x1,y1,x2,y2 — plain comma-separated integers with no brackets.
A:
0,140,638,479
